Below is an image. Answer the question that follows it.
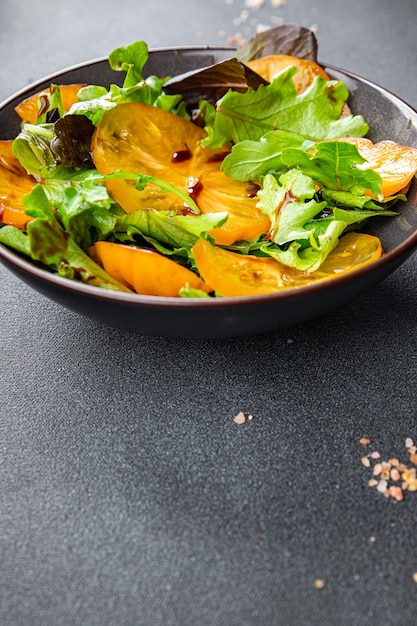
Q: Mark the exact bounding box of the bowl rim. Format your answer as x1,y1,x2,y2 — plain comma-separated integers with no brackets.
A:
1,45,417,308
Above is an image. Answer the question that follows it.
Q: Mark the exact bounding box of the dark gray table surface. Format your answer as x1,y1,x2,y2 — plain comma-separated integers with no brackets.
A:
1,0,417,624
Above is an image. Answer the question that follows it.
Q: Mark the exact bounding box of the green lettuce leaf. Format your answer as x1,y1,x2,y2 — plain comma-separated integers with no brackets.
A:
108,40,149,87
69,41,185,125
202,67,368,148
221,130,306,181
5,185,131,291
12,123,56,177
261,220,347,272
256,170,392,271
257,170,326,245
114,208,228,249
179,285,211,298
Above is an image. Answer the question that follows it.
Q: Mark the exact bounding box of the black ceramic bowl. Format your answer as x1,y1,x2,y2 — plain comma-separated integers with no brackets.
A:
1,46,417,339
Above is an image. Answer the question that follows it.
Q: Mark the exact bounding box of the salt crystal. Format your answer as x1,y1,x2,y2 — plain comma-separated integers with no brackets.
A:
376,480,388,493
233,411,246,425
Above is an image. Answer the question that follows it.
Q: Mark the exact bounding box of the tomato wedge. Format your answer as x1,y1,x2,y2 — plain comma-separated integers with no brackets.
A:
192,232,383,297
245,55,330,93
15,84,86,123
93,241,211,297
336,137,417,197
0,140,36,228
91,102,270,245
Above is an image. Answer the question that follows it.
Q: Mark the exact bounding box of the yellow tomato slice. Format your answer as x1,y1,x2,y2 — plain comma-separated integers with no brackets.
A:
336,137,417,197
192,238,313,296
245,55,330,93
0,140,35,228
192,232,383,297
316,231,383,276
91,102,270,245
14,84,86,123
93,241,211,297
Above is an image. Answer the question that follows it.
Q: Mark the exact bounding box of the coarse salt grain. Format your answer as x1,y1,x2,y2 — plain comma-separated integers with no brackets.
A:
391,468,401,481
405,437,414,449
389,486,404,501
360,437,371,445
233,411,246,425
313,578,325,589
376,480,388,493
373,463,382,476
361,456,371,467
413,572,417,583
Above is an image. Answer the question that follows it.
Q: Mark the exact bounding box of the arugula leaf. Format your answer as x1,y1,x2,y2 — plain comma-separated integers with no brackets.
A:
281,141,382,196
320,188,400,212
69,82,183,126
203,67,368,148
256,170,392,271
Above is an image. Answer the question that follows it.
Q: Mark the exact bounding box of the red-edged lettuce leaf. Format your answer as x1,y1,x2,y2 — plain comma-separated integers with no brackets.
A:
163,58,268,109
236,24,318,63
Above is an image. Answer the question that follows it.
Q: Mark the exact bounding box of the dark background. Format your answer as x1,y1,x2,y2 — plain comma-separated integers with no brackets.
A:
1,1,417,624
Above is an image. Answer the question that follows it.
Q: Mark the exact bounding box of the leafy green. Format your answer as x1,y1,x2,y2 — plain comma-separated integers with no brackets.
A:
261,220,346,272
69,40,185,125
179,284,211,298
12,123,56,176
281,140,382,196
163,58,268,110
236,24,319,63
256,170,391,272
2,185,131,291
257,170,326,245
202,67,368,148
108,40,149,87
114,208,228,250
221,130,306,181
